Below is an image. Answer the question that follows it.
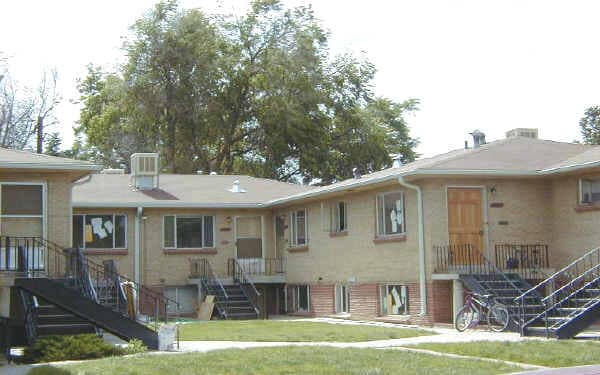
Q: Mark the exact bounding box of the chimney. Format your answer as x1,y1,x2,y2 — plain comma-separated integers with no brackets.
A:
470,130,486,148
130,153,159,190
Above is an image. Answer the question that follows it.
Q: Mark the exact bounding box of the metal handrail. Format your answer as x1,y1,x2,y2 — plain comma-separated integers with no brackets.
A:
193,258,229,300
231,258,261,297
515,247,600,303
230,258,261,315
514,246,600,335
3,236,181,347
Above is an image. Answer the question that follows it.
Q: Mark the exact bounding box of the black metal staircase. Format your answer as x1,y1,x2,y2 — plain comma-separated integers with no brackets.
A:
193,258,260,319
515,246,600,338
2,237,180,349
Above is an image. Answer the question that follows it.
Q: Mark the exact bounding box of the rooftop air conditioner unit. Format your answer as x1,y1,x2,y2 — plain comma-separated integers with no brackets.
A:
130,153,159,190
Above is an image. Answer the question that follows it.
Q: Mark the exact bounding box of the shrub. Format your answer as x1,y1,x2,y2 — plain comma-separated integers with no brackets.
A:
122,338,148,355
23,334,121,363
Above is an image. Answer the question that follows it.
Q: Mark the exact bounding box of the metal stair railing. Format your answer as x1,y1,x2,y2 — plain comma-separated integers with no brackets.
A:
229,258,261,316
2,236,181,348
434,243,527,327
514,246,600,336
191,258,229,318
18,289,38,345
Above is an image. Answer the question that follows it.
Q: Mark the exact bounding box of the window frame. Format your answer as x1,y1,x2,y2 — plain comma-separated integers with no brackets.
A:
380,284,409,316
375,191,406,237
289,209,308,247
0,182,47,239
163,214,216,249
579,177,600,204
291,284,310,313
335,284,350,314
73,213,128,250
330,201,348,233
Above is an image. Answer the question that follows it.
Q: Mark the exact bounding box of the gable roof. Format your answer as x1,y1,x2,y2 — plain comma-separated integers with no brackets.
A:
71,136,600,208
0,147,100,171
72,174,314,208
267,137,600,205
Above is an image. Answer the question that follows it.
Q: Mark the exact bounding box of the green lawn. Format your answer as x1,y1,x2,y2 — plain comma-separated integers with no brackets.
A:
412,340,600,367
28,347,521,375
178,320,433,342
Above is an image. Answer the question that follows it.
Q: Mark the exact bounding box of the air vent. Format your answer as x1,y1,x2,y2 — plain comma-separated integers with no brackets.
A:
130,153,159,190
229,180,246,193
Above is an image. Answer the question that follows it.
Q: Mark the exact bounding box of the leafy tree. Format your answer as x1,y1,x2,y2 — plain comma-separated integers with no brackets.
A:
44,132,62,156
580,106,600,144
77,0,419,181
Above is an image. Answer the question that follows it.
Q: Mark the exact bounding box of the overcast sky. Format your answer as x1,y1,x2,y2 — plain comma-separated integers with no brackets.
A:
1,0,599,157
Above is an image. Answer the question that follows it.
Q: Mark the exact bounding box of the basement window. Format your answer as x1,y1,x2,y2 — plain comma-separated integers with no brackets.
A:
287,284,310,313
380,284,409,315
73,214,127,249
163,215,215,249
580,178,600,204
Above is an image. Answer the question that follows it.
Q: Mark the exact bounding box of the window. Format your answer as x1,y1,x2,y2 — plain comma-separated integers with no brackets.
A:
580,178,600,204
335,284,350,314
163,215,215,249
0,183,44,238
290,209,307,246
164,286,197,314
376,191,405,236
73,214,127,249
288,284,310,312
330,201,348,233
380,284,409,315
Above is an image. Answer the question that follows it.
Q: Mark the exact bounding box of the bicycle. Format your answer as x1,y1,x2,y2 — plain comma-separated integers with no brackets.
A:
455,292,510,332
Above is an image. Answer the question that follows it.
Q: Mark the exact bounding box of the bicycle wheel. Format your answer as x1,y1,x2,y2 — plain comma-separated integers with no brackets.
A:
455,304,476,332
487,303,510,332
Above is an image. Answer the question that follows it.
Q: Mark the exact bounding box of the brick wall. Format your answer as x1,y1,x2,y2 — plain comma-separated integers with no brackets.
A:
348,283,379,318
310,284,335,316
429,280,453,324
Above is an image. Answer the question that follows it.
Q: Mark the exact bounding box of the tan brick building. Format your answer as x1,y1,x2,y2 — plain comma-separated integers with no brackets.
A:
64,130,600,325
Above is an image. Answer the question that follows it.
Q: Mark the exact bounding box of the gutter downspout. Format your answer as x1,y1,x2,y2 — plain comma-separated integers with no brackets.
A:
134,206,143,293
398,176,427,315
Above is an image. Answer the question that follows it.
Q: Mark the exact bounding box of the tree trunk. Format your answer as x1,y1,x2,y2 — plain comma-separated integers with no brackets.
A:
36,116,43,154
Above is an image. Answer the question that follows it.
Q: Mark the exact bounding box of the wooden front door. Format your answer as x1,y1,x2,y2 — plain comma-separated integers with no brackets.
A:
447,188,484,263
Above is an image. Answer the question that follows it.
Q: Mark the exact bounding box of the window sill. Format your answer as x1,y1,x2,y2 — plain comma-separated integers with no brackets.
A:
373,234,407,244
574,203,600,212
288,246,309,253
329,231,348,238
163,248,218,255
82,249,128,255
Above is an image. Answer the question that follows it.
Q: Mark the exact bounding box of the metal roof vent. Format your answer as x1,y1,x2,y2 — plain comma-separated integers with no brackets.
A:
391,154,403,168
209,171,217,175
470,130,486,148
353,167,361,179
229,180,246,193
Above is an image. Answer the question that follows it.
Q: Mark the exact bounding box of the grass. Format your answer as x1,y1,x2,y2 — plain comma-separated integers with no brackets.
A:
178,320,433,342
27,347,521,375
412,340,600,367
